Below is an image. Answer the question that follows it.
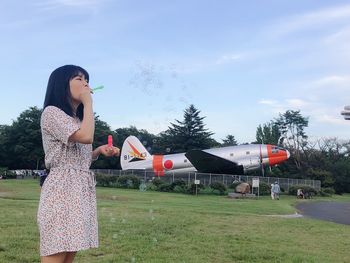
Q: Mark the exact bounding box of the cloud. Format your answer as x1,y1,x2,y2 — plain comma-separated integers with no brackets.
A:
33,0,101,10
216,53,243,65
311,75,350,90
258,99,278,106
269,4,350,36
314,114,349,126
259,98,310,114
285,99,309,108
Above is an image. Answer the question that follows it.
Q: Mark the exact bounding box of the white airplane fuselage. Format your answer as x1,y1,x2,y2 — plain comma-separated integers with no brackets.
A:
121,136,290,175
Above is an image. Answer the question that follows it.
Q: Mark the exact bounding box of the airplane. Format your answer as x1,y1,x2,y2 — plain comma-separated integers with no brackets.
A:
341,105,350,120
121,136,290,176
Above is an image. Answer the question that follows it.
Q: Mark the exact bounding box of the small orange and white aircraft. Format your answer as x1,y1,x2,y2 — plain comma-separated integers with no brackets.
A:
121,136,290,175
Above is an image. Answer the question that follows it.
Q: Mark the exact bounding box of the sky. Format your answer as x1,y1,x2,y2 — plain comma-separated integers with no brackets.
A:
1,0,350,144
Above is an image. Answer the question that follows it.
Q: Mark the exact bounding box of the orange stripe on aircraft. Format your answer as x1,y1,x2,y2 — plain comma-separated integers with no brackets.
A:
267,145,288,166
153,155,164,176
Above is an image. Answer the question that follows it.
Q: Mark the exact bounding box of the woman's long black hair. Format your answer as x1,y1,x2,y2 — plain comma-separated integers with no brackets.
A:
43,65,89,120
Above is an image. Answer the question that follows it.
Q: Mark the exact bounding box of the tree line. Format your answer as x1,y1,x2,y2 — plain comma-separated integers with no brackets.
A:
1,104,350,193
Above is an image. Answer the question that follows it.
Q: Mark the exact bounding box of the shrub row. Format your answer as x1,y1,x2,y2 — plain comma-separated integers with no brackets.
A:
95,174,334,197
0,167,16,179
95,174,140,189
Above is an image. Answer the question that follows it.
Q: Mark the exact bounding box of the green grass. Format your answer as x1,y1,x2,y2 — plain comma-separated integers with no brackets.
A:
1,179,350,263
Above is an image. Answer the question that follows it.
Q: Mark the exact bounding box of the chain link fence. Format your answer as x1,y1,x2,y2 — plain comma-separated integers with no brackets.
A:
93,169,321,191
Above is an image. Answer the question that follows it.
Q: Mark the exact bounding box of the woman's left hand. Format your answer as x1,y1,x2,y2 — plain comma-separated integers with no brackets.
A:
99,145,120,157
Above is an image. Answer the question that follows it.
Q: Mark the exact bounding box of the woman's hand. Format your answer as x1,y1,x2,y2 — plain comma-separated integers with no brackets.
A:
98,144,120,157
79,87,93,106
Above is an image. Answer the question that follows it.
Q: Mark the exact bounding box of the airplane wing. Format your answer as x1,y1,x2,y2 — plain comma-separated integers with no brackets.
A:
185,150,244,174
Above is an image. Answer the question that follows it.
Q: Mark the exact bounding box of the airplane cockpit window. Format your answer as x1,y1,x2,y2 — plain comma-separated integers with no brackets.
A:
246,151,250,155
271,147,279,153
272,146,285,154
230,153,234,157
184,159,187,163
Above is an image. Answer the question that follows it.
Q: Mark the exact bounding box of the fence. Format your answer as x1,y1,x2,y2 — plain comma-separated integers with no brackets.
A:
93,169,321,191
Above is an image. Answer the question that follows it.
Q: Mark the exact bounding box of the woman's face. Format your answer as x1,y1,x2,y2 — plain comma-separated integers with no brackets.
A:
69,73,89,104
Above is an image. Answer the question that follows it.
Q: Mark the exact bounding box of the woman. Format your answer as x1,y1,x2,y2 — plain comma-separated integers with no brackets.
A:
38,65,119,263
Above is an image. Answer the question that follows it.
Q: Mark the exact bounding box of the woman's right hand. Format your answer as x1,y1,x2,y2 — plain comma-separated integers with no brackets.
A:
79,87,93,106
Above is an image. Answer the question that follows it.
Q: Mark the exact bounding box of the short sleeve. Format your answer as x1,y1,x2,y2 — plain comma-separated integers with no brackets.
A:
41,106,80,145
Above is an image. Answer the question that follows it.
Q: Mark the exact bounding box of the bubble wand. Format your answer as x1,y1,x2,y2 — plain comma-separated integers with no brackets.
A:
92,85,104,92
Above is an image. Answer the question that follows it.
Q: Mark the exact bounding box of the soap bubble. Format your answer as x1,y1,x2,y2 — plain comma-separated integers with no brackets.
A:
122,218,126,224
110,218,116,223
152,237,158,243
112,195,117,200
131,257,136,263
112,233,118,239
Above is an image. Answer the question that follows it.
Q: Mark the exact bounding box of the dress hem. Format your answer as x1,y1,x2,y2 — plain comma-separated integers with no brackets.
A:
40,245,99,257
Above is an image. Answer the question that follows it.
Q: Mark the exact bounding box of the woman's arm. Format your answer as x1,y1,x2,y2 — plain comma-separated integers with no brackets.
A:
92,145,120,161
69,92,95,144
92,146,101,161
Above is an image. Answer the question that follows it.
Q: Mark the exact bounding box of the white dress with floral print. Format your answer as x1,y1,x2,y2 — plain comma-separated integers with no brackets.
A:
37,106,98,256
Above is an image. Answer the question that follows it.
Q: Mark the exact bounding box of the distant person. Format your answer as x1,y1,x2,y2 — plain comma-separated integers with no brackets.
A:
297,188,304,199
271,181,280,200
37,65,120,263
270,183,275,200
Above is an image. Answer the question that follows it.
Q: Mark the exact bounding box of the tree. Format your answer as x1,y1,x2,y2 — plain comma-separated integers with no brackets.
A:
222,135,238,146
162,104,215,153
91,115,120,169
275,110,309,170
0,107,44,169
255,121,280,145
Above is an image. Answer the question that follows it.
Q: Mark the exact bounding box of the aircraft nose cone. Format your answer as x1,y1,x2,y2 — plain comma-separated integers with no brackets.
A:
286,150,290,159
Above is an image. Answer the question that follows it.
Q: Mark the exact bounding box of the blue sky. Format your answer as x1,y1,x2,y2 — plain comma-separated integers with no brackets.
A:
1,0,350,144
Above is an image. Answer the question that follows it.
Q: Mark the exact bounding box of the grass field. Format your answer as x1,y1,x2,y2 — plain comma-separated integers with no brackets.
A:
1,179,350,263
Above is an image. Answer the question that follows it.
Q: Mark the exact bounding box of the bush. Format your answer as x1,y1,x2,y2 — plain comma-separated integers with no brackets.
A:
117,175,140,189
171,180,187,193
146,183,158,191
187,183,205,195
151,178,164,187
0,168,16,179
322,187,335,195
257,182,271,196
209,182,227,195
96,173,117,187
157,183,173,192
289,185,318,197
319,187,335,197
171,179,187,189
173,185,187,193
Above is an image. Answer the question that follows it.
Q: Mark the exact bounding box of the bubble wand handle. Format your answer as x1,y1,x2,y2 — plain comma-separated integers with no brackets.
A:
108,135,113,147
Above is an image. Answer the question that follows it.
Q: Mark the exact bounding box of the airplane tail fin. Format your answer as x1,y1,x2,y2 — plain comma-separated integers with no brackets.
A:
120,136,152,170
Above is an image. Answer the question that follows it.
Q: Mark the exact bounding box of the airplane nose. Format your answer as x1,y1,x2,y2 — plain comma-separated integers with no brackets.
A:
286,150,290,159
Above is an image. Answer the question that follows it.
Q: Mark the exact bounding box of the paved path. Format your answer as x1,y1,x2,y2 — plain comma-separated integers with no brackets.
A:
296,201,350,225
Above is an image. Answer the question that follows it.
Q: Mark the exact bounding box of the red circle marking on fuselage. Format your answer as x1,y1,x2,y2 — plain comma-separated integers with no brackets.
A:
164,160,173,170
